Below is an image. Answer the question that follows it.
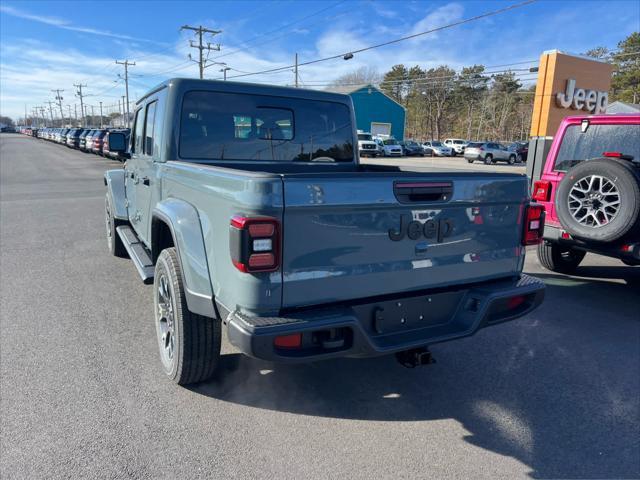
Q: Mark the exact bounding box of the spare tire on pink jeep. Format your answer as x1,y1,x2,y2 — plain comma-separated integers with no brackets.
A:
555,157,640,243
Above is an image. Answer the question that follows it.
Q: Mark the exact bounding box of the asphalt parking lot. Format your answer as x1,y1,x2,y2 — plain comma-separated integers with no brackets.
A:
1,133,638,479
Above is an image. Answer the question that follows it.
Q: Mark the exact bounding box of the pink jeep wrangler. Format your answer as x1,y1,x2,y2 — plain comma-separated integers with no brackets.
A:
533,113,640,272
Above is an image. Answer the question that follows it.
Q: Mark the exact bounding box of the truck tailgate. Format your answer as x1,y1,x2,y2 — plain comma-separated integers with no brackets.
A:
281,172,528,308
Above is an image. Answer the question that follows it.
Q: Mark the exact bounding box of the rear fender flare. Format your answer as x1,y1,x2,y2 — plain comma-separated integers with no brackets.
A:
103,169,127,220
152,199,216,318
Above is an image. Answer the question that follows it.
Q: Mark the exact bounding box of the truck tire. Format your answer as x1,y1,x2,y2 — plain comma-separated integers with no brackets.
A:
105,194,127,258
154,247,221,385
555,158,640,242
484,154,493,165
537,241,586,273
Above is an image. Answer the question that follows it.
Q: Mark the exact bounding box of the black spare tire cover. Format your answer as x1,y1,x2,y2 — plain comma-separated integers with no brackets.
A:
555,158,640,242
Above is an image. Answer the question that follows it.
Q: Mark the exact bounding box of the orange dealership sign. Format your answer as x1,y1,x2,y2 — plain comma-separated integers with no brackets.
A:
530,50,613,137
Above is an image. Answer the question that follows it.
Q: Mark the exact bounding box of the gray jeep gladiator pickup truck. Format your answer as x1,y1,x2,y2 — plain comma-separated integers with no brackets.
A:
104,78,545,385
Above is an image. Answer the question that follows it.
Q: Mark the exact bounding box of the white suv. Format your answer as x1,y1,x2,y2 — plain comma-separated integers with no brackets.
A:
443,138,468,156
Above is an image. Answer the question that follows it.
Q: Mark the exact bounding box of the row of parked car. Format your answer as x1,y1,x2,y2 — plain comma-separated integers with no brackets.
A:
30,127,131,161
356,132,529,164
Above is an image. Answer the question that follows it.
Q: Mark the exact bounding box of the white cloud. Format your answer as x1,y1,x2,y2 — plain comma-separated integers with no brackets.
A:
409,3,465,40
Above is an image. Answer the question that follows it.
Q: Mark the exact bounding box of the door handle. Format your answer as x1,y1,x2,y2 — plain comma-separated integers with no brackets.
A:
142,177,150,186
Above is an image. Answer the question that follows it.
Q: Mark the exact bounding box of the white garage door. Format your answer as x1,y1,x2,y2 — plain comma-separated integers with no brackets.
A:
370,122,391,136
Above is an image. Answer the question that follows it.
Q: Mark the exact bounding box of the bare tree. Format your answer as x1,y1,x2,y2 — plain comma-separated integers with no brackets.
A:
330,66,382,87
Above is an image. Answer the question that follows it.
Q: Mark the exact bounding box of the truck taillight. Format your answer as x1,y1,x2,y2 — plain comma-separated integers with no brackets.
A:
532,181,551,202
523,204,545,246
230,216,279,273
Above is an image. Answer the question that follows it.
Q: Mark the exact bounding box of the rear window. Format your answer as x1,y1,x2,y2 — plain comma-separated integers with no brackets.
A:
358,133,372,141
467,142,482,148
554,124,640,171
179,91,354,162
431,141,443,147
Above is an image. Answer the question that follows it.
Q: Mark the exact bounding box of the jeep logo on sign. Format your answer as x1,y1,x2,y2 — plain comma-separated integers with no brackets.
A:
388,215,454,242
556,78,608,114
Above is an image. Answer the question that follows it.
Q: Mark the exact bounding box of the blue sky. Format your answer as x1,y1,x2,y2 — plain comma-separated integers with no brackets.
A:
1,0,639,120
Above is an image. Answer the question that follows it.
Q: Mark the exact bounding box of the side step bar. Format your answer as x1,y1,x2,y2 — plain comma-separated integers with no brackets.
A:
116,225,154,284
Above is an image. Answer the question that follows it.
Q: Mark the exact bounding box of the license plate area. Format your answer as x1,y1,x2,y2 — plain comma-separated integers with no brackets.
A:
352,290,466,336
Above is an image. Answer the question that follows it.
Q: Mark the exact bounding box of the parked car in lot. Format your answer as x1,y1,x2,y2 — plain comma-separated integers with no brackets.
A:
465,142,517,165
422,141,452,157
65,128,83,148
357,131,379,157
381,138,403,156
508,141,528,162
399,140,425,157
443,138,467,156
91,130,107,155
103,78,545,386
57,128,70,144
533,114,640,271
83,129,98,152
103,129,130,161
78,129,91,150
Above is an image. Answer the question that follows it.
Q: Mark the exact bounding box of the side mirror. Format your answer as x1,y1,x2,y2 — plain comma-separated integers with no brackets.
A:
108,132,127,153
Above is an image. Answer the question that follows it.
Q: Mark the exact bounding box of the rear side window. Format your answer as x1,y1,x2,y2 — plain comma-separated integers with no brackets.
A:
554,124,640,171
132,108,144,153
144,101,157,155
179,91,354,162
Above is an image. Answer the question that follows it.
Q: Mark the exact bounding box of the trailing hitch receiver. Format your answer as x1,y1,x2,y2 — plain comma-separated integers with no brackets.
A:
395,347,436,368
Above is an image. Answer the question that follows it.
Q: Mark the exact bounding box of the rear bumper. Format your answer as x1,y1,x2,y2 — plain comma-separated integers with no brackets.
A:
226,274,545,363
543,225,640,261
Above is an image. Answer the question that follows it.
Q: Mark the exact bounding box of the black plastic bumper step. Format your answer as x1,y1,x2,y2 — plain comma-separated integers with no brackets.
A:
116,225,154,284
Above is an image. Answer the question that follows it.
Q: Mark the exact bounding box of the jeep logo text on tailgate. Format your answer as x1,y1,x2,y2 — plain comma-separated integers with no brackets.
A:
388,215,454,242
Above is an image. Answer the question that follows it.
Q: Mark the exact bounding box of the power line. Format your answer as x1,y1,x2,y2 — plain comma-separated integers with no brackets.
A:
225,0,539,80
211,0,347,61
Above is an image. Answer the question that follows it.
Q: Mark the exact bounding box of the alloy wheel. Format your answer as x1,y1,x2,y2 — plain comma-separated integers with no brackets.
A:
568,174,620,227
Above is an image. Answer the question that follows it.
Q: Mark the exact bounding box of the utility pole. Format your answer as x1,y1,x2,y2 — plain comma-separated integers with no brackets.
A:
24,104,28,126
74,84,87,127
91,105,95,124
67,105,72,125
74,104,78,124
181,25,221,79
116,60,135,128
220,66,230,80
39,107,46,126
294,53,299,88
121,95,126,127
46,101,55,125
52,89,65,124
99,101,103,128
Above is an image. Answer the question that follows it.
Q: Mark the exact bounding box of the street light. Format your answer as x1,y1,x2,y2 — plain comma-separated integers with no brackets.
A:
220,66,231,81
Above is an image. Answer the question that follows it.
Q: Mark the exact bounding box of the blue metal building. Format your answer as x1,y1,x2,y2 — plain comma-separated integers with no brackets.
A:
329,84,406,140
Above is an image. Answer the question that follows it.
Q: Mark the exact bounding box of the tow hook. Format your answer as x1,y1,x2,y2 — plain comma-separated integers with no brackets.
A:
395,347,436,368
